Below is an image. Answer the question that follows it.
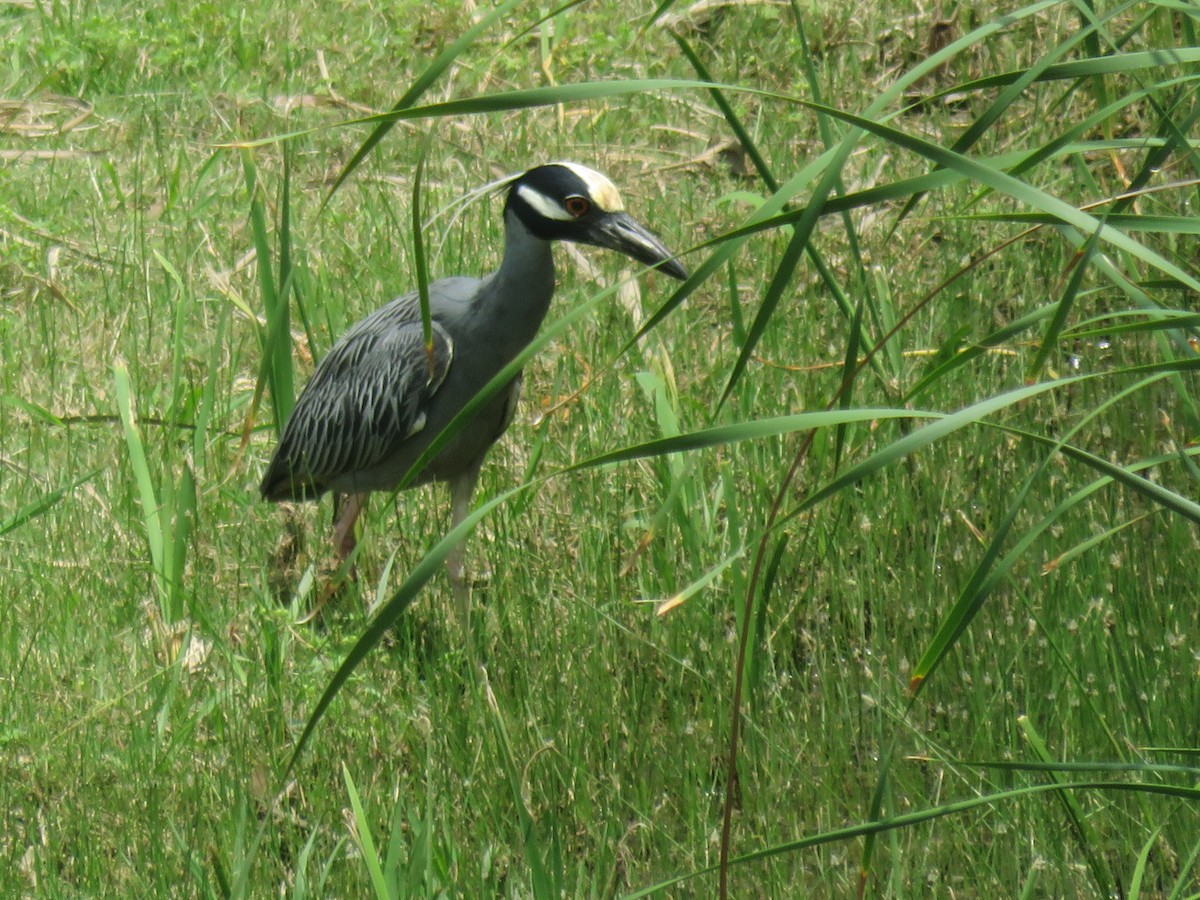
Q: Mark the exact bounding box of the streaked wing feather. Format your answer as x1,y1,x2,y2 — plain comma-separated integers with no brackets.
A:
260,288,458,499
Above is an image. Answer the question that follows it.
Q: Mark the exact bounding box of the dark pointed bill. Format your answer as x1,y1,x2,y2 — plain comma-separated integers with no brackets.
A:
587,212,689,280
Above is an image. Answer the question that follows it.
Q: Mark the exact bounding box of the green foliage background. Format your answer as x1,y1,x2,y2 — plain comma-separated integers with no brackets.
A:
2,0,1199,895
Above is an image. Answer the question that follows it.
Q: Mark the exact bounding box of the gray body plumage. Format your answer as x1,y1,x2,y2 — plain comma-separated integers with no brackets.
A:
260,217,554,502
259,162,687,613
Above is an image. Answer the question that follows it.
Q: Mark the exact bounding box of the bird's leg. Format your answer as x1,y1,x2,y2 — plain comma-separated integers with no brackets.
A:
296,492,369,625
447,463,483,637
332,491,369,561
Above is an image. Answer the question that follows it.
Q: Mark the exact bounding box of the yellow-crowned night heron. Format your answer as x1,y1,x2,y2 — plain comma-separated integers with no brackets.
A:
260,162,687,610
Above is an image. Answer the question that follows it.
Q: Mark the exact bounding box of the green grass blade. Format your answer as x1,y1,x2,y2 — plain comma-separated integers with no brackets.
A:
1046,511,1154,574
792,4,871,309
411,130,434,374
909,462,1040,694
951,759,1200,777
909,370,1190,689
673,34,778,193
0,395,64,426
716,208,807,407
1038,432,1200,526
481,669,554,896
1167,833,1200,900
280,485,526,779
645,0,679,27
154,249,189,422
956,210,1200,233
241,148,293,434
323,0,527,201
651,547,745,616
623,780,1200,897
691,153,1193,250
193,288,230,466
0,470,98,536
891,4,1106,225
934,45,1200,96
113,360,166,609
1027,220,1105,379
569,408,922,472
276,145,296,399
345,77,734,121
1074,308,1200,336
276,150,297,424
342,765,391,900
833,298,866,471
911,433,1199,688
1129,822,1166,900
229,79,736,150
171,462,196,619
787,378,1080,523
1077,0,1112,121
791,97,1200,293
383,793,408,897
1019,715,1116,899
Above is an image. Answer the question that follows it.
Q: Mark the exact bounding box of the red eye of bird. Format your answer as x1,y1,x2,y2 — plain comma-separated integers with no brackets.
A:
564,195,591,218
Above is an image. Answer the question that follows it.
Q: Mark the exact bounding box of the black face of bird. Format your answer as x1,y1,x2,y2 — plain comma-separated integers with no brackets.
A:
506,162,689,281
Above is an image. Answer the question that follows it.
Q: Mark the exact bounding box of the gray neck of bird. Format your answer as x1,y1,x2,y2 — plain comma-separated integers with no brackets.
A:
476,209,557,339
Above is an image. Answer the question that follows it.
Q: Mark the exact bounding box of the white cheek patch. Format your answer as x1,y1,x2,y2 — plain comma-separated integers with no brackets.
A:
517,184,575,221
556,161,626,212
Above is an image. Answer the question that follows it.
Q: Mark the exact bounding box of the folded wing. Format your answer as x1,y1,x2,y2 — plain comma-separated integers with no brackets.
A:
260,292,455,500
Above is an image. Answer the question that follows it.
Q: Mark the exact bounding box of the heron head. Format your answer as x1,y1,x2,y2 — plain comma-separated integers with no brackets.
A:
505,162,688,280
